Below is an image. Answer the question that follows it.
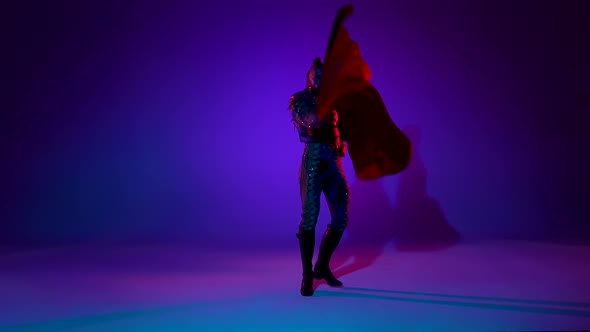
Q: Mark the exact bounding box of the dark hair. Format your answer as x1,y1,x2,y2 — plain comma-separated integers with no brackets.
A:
305,57,323,89
306,57,323,80
312,57,323,68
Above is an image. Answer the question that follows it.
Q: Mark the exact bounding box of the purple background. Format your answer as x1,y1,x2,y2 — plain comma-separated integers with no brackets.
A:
3,0,588,248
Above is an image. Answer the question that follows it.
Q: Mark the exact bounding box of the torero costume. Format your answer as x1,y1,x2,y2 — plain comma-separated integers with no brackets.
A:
290,57,350,296
290,5,412,297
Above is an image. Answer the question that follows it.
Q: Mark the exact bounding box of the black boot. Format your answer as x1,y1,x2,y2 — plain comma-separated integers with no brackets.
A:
313,225,344,287
296,226,315,296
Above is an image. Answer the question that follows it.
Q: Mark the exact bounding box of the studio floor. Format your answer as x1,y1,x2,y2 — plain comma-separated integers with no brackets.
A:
1,240,589,331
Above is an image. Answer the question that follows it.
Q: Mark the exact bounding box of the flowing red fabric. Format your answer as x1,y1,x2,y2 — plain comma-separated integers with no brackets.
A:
317,16,412,180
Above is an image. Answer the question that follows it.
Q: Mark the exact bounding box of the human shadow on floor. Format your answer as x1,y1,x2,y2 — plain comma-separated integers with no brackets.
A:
330,126,460,280
314,288,590,317
341,287,590,308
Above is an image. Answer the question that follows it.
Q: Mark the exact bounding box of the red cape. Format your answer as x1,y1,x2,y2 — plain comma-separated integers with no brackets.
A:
317,6,412,180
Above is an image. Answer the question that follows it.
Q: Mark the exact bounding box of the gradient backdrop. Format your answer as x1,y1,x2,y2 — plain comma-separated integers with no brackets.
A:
3,0,588,249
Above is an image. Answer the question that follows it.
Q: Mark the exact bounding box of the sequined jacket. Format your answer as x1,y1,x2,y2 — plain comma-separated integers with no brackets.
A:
289,89,340,146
